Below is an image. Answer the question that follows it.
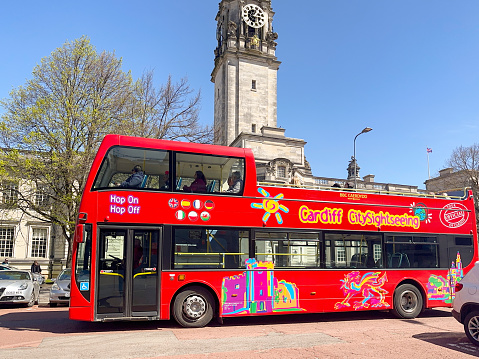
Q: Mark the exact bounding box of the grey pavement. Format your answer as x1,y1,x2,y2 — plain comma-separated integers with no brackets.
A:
0,330,342,358
38,283,52,306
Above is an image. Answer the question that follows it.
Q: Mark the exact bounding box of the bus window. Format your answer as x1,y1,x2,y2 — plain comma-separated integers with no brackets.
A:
175,152,244,194
92,146,170,190
385,235,438,268
324,233,381,269
173,228,249,269
254,232,322,268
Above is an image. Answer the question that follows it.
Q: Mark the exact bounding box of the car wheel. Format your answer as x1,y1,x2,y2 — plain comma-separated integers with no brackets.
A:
26,292,35,307
464,311,479,346
173,286,214,328
392,284,423,319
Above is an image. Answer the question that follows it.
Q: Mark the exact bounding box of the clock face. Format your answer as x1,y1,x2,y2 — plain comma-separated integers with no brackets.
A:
242,4,266,28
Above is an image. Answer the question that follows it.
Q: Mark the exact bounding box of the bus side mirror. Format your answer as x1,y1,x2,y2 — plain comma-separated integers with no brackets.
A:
75,224,85,243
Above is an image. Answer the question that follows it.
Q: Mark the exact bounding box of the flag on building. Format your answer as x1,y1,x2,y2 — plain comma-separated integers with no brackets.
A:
427,147,432,153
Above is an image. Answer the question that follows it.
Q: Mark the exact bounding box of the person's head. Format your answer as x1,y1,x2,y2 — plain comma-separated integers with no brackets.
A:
132,165,142,173
227,176,233,186
134,238,141,247
33,260,38,265
195,171,206,182
164,170,169,179
232,171,241,181
4,258,8,263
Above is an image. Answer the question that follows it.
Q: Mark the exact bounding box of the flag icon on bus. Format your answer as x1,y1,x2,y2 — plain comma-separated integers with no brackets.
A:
201,212,211,221
188,211,199,221
204,200,215,210
175,210,186,220
193,200,202,209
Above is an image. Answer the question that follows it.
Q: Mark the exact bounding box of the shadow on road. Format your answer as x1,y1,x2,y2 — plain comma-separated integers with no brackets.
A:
0,305,453,334
0,308,176,334
413,332,479,356
220,307,452,327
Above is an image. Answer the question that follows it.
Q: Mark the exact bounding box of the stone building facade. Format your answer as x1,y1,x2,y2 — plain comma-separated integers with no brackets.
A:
0,181,66,276
425,168,473,195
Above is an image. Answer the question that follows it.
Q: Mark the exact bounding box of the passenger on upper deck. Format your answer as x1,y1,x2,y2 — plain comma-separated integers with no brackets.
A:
183,171,207,193
226,171,243,193
160,171,170,190
116,165,145,188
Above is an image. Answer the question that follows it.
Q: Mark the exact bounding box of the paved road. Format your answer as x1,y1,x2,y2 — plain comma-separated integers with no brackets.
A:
0,286,477,359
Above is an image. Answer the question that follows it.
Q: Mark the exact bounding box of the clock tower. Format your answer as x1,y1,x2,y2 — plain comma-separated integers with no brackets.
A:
212,0,280,146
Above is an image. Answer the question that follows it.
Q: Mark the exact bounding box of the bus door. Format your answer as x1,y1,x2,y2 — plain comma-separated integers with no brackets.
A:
96,227,160,319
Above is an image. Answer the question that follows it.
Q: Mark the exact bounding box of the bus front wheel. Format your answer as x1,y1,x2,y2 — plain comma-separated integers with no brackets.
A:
173,286,214,328
392,284,423,319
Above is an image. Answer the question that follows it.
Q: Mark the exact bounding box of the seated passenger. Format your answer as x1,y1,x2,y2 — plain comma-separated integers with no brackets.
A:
183,170,207,193
160,171,170,190
226,171,243,193
116,165,145,188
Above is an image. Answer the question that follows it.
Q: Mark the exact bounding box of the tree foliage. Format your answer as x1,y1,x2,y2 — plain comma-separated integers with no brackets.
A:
447,143,479,222
0,36,210,265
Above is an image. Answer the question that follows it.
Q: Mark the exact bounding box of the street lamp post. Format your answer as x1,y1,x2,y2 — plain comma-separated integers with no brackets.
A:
353,127,373,189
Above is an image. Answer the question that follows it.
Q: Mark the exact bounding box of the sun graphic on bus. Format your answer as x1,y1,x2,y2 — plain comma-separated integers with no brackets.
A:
251,188,289,224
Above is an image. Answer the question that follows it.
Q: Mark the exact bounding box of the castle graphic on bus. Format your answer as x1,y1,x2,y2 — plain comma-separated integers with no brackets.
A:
221,258,302,316
427,251,463,303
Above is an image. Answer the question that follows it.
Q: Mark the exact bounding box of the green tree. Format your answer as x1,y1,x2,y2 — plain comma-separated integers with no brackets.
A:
447,144,479,222
0,36,209,266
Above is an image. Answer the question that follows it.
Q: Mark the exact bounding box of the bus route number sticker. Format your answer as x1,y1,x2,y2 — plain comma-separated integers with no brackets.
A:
440,203,469,228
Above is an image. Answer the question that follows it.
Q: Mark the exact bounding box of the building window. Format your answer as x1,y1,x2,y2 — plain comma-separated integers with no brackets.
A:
277,166,286,178
35,185,49,208
31,227,48,258
0,227,14,257
252,80,256,90
252,124,256,133
315,179,329,185
2,182,18,206
335,247,346,265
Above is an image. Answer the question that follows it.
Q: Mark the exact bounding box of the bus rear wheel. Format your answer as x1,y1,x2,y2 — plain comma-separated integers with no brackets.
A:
173,286,214,328
392,284,423,319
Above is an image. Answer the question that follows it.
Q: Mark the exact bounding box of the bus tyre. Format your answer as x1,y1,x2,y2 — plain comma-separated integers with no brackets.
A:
392,284,423,319
464,311,479,346
173,286,214,328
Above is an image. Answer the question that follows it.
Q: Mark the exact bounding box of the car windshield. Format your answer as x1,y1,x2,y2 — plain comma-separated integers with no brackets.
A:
0,271,31,280
58,269,71,281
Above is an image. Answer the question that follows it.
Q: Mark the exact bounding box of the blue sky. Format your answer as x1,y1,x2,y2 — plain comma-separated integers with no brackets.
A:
1,1,478,189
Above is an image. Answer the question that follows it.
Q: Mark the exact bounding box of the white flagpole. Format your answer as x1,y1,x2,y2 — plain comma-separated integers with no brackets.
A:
426,148,431,179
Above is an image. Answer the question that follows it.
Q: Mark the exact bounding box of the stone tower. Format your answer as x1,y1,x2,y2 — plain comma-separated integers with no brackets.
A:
211,0,280,146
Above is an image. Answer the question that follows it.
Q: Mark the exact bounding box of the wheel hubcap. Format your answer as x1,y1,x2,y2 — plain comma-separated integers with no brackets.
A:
468,315,479,341
400,290,417,313
183,295,206,319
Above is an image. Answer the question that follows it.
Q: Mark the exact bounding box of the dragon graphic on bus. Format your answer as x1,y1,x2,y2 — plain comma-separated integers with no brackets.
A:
334,271,390,310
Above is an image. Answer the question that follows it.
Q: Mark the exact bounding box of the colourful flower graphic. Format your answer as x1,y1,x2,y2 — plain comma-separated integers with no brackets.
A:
251,188,289,224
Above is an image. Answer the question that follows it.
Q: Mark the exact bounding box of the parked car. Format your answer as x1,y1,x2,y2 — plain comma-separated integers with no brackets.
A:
452,261,479,346
49,268,71,307
0,270,40,307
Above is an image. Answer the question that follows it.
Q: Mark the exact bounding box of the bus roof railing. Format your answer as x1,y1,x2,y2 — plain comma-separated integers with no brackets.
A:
257,182,469,200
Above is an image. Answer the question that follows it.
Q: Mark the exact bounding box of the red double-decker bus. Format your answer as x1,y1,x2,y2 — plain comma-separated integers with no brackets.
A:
70,134,478,327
